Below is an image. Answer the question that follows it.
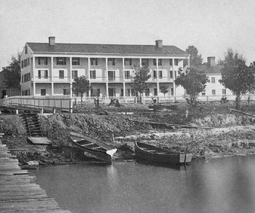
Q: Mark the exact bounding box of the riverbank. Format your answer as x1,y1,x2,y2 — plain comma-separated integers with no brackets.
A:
1,101,255,165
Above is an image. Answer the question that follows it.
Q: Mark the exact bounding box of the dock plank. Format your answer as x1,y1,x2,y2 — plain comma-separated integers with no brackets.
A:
0,137,72,213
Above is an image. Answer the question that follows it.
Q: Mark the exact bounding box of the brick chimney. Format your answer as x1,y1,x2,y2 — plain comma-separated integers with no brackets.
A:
49,36,55,46
207,57,216,67
155,40,163,48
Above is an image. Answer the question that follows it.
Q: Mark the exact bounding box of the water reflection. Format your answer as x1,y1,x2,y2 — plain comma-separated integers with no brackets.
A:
32,156,255,213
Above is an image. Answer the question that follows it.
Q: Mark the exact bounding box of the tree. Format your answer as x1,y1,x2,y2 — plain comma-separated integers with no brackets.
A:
72,75,90,102
3,53,21,89
131,65,151,103
160,85,169,97
219,49,255,109
185,46,203,67
175,67,209,106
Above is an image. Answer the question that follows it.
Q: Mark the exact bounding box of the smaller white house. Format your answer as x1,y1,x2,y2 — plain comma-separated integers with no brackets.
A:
198,57,233,99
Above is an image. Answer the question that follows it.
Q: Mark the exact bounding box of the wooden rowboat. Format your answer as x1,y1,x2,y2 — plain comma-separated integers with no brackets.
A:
134,141,192,165
69,132,117,164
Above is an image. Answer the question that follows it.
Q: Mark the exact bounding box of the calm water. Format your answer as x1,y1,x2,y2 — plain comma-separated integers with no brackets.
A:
32,156,255,213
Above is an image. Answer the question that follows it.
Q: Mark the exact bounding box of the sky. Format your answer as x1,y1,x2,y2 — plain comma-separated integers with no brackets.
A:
0,0,255,68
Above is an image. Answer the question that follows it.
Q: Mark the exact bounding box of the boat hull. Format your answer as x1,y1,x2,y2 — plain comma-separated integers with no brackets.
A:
134,141,192,165
69,135,116,164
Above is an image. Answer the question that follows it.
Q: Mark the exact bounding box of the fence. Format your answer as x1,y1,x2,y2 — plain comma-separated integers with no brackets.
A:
1,94,255,112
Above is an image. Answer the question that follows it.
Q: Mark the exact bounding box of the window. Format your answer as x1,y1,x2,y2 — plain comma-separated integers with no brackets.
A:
125,71,130,79
145,89,150,96
91,58,98,66
170,71,173,79
222,89,226,95
38,57,48,65
108,71,115,81
57,57,66,65
170,59,173,66
124,58,132,66
72,70,78,79
127,89,131,96
90,70,96,79
38,70,48,79
41,89,46,96
153,59,162,66
23,73,30,82
212,89,216,95
131,89,136,96
171,88,174,96
211,77,216,83
120,89,123,97
142,59,149,66
202,90,206,96
174,59,178,66
63,89,69,95
25,46,28,54
108,58,116,66
153,70,157,79
158,70,162,79
154,88,158,96
59,70,64,79
72,58,80,65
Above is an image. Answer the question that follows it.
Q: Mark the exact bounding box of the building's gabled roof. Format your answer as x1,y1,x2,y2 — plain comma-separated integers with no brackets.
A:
26,42,189,57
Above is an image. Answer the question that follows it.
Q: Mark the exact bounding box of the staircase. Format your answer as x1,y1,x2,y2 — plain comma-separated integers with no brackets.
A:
21,113,43,137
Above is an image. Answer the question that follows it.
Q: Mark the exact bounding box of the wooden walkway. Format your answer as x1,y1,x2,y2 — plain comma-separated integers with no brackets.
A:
0,136,72,213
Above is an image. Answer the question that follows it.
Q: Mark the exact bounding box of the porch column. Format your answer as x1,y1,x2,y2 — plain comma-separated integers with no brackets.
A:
88,57,91,98
122,58,126,98
51,57,54,95
188,55,191,67
156,58,159,97
32,56,36,96
69,57,72,97
106,58,109,97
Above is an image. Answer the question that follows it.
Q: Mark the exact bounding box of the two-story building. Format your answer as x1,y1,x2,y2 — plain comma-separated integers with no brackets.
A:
20,37,190,99
198,57,233,98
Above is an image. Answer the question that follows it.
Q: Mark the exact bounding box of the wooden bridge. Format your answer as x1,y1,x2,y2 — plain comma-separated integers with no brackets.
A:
0,134,71,213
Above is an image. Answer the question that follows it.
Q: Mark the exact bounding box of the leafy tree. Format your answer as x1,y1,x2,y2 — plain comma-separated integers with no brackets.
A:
160,85,169,97
72,75,90,102
175,67,209,106
131,65,151,103
185,46,203,67
219,49,255,109
3,53,21,89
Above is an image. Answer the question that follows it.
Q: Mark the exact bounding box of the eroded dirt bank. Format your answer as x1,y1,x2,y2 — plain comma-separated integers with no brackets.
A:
1,112,255,166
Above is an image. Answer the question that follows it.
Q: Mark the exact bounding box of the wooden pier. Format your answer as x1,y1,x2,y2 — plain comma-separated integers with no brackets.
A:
0,135,71,213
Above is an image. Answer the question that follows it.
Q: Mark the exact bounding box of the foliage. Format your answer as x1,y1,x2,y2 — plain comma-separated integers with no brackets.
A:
219,49,255,109
160,85,169,97
175,67,209,106
3,53,21,89
185,46,203,67
0,115,26,135
72,75,90,102
131,65,151,103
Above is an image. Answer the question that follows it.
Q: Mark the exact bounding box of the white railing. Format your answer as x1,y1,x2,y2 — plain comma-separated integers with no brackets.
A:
1,94,255,112
1,96,73,112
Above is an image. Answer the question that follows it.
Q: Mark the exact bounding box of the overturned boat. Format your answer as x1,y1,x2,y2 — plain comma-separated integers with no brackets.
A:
69,132,117,164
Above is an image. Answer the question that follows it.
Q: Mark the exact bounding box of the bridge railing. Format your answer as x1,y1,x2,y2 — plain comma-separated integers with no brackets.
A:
1,96,73,112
